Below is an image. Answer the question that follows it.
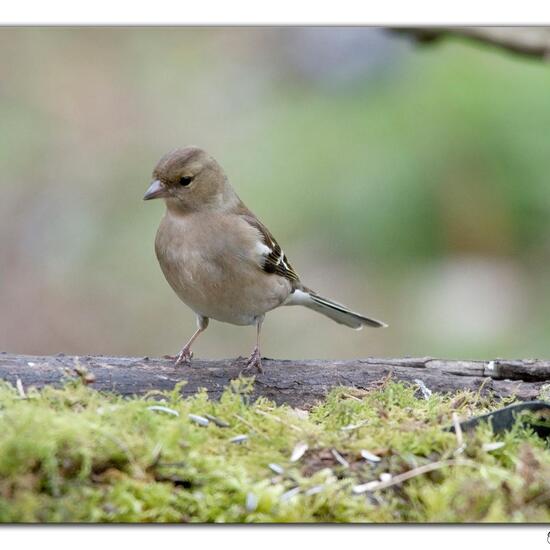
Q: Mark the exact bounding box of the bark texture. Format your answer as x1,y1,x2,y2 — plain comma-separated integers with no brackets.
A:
1,353,549,407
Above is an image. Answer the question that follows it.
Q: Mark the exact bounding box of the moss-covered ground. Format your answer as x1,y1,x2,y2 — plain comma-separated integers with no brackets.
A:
0,377,549,523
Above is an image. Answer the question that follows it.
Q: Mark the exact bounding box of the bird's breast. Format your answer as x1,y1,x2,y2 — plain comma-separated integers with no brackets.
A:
154,212,291,325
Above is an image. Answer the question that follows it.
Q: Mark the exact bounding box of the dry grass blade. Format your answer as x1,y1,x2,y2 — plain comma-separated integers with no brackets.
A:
353,459,476,494
340,392,363,402
15,378,26,399
340,420,369,431
232,414,270,441
331,449,349,468
452,412,465,455
254,408,303,432
482,442,505,452
305,485,323,496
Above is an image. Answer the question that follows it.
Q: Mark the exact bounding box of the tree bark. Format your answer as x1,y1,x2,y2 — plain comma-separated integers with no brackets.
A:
394,27,550,61
1,353,549,407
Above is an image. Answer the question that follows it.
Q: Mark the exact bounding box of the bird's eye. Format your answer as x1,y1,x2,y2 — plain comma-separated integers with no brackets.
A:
179,175,194,187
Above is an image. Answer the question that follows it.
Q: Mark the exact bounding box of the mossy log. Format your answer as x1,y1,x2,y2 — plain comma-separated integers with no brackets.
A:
0,353,549,407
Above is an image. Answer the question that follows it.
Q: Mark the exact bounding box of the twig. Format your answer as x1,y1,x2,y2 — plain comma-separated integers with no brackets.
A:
452,412,465,455
254,408,304,432
233,413,270,441
394,27,550,61
15,378,26,399
353,459,477,494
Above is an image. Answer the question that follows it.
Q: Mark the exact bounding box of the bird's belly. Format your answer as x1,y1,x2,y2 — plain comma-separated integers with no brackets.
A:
158,248,290,326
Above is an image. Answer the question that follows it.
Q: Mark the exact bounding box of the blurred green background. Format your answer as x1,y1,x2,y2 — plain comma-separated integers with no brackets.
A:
1,27,550,361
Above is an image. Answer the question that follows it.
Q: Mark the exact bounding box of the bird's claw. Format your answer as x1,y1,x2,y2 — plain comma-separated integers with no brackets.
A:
240,346,263,374
174,346,193,367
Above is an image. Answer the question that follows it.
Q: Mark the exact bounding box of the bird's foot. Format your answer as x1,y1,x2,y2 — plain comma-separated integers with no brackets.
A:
239,346,263,375
174,346,193,367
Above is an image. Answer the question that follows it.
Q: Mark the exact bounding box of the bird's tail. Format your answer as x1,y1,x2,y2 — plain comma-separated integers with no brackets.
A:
285,288,387,330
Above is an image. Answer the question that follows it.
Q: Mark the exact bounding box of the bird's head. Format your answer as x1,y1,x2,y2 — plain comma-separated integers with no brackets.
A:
144,146,232,213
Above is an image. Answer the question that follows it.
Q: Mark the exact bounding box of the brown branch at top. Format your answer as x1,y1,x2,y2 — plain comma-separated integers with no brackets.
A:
0,353,549,407
394,27,550,61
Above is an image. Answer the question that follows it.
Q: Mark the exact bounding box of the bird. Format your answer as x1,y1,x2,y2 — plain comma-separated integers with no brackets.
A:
144,146,387,372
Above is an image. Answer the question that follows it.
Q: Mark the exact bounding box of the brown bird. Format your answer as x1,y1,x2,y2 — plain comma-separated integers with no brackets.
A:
144,147,386,371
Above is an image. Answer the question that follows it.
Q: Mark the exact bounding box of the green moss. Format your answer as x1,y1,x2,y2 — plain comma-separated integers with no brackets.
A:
0,378,548,522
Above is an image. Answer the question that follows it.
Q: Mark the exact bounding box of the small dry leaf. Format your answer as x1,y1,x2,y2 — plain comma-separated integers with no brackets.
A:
414,379,432,400
229,434,248,444
280,487,301,502
361,450,381,463
305,485,323,496
268,463,285,475
188,414,209,426
482,442,505,452
148,406,179,417
74,364,96,385
245,492,258,512
205,414,230,428
353,480,381,494
291,409,309,420
290,442,308,462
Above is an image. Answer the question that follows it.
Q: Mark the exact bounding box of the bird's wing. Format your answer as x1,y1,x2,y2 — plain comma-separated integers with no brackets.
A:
240,213,301,284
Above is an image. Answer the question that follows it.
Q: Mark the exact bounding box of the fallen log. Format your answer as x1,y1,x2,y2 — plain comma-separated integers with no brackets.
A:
1,352,549,407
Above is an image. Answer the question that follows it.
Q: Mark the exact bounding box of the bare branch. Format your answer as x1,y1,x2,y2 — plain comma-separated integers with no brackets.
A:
395,27,550,60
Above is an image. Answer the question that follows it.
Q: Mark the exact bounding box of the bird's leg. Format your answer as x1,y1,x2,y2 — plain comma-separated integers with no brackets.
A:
242,316,264,374
174,316,209,367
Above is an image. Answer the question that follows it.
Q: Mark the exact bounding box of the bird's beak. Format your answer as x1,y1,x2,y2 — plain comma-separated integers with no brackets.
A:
143,179,167,201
